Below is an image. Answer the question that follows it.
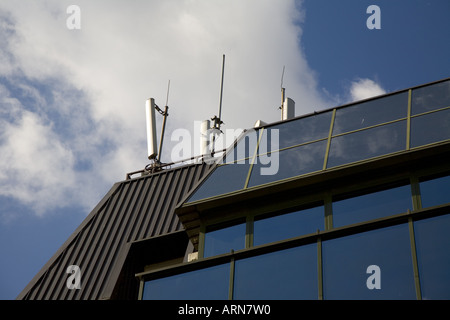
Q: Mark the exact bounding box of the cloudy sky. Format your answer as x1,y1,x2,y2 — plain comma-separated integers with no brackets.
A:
1,0,449,299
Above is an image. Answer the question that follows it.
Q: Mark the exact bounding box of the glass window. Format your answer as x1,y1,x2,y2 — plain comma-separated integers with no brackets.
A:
223,129,260,164
332,184,412,228
260,111,332,150
204,220,246,258
333,92,408,135
414,214,450,300
187,161,250,203
410,108,450,148
322,223,416,300
419,174,450,208
327,120,406,168
248,140,327,188
411,80,450,115
233,243,317,299
142,263,230,300
254,205,324,246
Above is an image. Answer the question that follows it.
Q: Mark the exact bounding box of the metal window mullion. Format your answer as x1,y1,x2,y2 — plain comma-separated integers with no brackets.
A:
317,236,323,300
410,175,422,211
408,215,422,300
246,215,254,249
228,256,235,300
198,225,206,259
138,278,144,300
406,89,412,150
323,109,336,170
244,128,265,189
324,193,333,230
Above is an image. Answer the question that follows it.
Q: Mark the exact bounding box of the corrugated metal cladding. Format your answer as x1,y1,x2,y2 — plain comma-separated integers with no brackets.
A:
17,163,214,300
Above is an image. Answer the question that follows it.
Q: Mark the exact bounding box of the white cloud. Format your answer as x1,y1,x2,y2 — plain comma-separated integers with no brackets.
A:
0,0,334,218
350,78,386,101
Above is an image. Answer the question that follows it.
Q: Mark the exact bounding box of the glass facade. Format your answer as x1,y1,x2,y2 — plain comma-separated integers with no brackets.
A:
332,184,412,228
419,174,450,208
414,214,450,300
203,220,246,258
233,244,318,300
143,170,450,300
253,205,324,246
142,263,230,300
322,224,416,300
186,79,450,204
142,79,450,300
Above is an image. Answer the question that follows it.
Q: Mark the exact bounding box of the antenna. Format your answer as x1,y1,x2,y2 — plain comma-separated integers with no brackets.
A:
211,54,225,131
157,80,170,163
146,98,158,160
145,80,170,166
279,65,295,120
210,54,225,155
280,65,286,118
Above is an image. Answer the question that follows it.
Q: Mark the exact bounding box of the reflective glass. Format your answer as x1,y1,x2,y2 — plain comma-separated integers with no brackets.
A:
223,129,260,164
414,214,450,300
233,243,317,299
260,111,332,151
204,221,246,258
248,140,327,188
410,108,450,148
333,92,408,135
419,174,450,208
332,184,412,227
411,80,450,115
254,206,324,246
322,224,416,299
327,120,406,168
187,161,250,203
142,263,229,300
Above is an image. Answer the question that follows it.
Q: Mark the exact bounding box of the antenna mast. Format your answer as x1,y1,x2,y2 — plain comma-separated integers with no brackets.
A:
157,80,170,163
211,54,225,155
280,65,285,118
212,54,225,131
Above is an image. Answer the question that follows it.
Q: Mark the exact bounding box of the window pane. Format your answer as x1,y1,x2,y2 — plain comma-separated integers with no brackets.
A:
223,129,260,163
322,224,416,299
204,221,246,258
142,263,230,300
332,184,412,227
411,80,450,115
187,161,250,203
411,108,450,148
414,214,450,300
248,140,327,188
233,243,317,299
260,111,332,150
333,92,408,135
327,120,406,168
254,206,324,246
420,174,450,208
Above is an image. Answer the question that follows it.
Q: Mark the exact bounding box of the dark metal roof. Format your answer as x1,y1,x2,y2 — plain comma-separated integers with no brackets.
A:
17,162,213,300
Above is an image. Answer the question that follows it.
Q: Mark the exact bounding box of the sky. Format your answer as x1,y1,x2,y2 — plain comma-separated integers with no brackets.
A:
0,0,449,300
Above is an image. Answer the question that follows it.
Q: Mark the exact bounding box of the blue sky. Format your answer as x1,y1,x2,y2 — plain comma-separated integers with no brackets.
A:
0,0,449,300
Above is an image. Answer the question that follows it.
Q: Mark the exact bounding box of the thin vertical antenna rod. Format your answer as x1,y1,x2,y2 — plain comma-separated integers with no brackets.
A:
218,54,225,125
157,80,170,163
280,65,285,117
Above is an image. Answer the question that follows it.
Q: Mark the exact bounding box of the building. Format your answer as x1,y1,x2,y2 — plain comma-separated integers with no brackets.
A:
18,77,450,300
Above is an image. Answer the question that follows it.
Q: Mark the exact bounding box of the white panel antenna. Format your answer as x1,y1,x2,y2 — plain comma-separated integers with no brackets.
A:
279,66,295,120
145,98,158,160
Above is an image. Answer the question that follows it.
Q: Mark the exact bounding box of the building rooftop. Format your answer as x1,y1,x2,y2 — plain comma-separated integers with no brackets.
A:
18,77,450,299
